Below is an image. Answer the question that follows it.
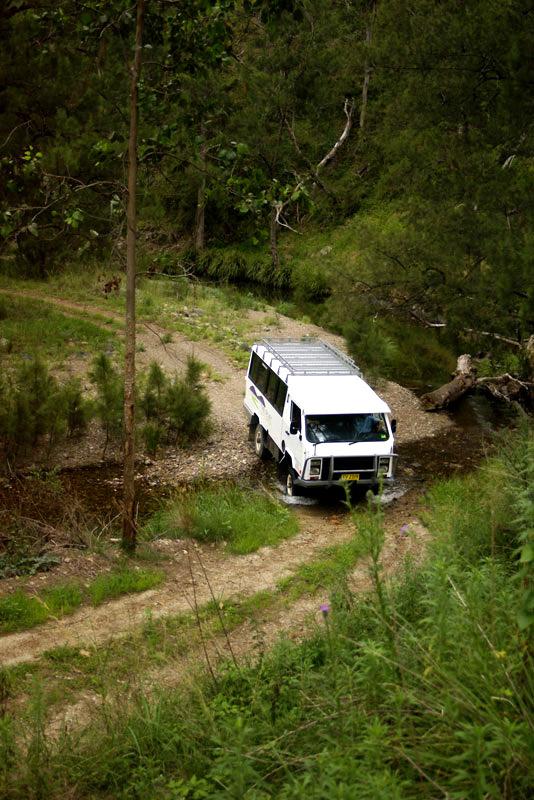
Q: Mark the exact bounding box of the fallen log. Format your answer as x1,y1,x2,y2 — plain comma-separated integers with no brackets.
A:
421,354,534,411
421,355,477,411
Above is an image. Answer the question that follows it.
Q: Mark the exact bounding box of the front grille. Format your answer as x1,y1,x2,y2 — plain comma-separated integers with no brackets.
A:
333,456,375,472
320,458,331,480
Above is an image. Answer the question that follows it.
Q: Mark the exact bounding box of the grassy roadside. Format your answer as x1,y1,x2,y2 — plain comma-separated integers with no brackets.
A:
0,567,164,634
0,484,300,638
0,269,270,367
0,504,375,716
0,427,530,799
0,295,120,366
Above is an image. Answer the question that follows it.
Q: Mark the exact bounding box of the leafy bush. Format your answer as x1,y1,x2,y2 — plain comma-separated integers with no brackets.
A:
194,246,291,289
62,379,90,436
89,353,123,450
140,357,211,453
344,313,456,385
0,360,90,458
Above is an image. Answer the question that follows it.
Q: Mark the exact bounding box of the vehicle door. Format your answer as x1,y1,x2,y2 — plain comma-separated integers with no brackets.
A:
285,399,304,475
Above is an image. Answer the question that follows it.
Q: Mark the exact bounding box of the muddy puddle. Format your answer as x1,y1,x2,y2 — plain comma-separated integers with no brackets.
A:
0,393,515,533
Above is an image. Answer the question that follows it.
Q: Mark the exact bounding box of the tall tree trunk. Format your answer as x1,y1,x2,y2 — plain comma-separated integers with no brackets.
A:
359,2,376,133
122,0,145,553
270,206,280,270
194,121,206,253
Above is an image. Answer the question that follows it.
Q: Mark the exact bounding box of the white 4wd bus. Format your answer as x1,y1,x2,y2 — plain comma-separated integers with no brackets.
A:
244,339,397,496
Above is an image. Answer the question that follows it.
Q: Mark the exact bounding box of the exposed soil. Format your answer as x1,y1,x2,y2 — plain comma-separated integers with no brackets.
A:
0,287,479,688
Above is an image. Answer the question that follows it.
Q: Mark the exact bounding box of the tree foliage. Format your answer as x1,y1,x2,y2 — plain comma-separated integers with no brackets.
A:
1,0,533,352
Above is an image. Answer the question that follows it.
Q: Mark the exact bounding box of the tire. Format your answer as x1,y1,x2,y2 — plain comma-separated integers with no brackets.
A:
254,424,268,460
285,468,301,497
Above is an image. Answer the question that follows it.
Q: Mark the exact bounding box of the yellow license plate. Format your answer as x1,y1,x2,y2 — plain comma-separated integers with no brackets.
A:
341,473,360,481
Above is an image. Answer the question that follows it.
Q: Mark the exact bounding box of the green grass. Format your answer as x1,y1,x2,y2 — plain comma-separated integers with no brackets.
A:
0,587,280,719
0,262,269,366
42,582,83,616
0,295,118,364
0,582,83,636
1,429,530,799
0,568,164,634
0,591,49,634
280,522,372,599
143,484,299,554
88,567,164,606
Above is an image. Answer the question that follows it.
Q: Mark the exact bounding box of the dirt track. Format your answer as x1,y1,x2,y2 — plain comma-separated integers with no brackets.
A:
0,288,453,670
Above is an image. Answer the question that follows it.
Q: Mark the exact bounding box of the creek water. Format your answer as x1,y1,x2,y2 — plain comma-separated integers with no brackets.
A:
0,392,520,525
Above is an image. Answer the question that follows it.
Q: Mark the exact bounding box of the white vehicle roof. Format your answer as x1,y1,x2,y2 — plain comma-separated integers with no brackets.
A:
251,339,390,415
288,374,391,415
256,338,362,377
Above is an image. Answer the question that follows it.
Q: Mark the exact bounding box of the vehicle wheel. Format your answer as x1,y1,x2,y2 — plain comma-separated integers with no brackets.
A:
254,424,268,459
285,468,301,497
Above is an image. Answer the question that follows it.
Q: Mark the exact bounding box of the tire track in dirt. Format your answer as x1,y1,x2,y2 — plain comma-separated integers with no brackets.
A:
44,509,429,736
0,287,451,670
0,490,426,668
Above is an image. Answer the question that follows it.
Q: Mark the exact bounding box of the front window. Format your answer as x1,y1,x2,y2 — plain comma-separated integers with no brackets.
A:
305,414,389,444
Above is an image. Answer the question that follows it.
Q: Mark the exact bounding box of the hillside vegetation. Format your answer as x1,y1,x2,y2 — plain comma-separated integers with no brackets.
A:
1,3,533,795
1,0,533,385
1,426,532,798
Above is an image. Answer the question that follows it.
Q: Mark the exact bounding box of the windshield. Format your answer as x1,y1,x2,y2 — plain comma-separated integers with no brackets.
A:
305,413,389,444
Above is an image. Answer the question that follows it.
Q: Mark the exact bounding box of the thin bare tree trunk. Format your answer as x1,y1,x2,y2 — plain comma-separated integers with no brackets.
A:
123,0,145,552
194,121,207,252
359,6,375,133
270,206,280,270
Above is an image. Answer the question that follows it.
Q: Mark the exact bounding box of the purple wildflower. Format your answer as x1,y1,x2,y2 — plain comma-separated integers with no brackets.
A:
400,524,410,535
320,603,330,617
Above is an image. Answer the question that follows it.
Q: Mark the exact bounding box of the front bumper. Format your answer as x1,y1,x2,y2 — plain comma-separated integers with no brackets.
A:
294,476,395,489
295,453,397,488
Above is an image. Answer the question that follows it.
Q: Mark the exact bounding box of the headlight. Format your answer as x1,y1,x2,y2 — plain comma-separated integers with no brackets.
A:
309,458,322,478
378,457,391,476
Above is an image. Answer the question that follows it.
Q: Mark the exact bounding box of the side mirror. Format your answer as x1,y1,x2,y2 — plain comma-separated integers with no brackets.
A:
290,423,298,435
391,418,397,433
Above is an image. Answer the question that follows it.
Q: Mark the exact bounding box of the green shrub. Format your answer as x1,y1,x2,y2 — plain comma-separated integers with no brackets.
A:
344,313,456,385
89,353,123,449
62,379,90,436
139,357,211,452
0,360,91,457
194,246,291,289
0,361,92,458
144,484,299,554
142,421,164,456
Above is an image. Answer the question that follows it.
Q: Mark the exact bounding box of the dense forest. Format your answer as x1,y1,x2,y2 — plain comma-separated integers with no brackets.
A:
1,4,533,798
2,0,533,384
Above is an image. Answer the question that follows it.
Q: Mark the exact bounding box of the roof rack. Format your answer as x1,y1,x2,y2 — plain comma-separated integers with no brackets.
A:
260,338,362,377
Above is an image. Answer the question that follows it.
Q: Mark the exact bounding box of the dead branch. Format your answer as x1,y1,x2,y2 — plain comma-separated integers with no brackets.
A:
316,98,355,172
465,329,524,348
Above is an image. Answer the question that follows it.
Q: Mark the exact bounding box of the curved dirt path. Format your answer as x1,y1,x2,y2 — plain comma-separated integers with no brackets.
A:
0,490,427,668
0,287,452,668
0,289,451,481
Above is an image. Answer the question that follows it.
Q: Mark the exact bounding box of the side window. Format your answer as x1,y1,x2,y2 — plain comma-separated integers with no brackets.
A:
274,381,287,415
248,352,262,385
255,360,269,393
290,402,302,433
265,370,280,406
